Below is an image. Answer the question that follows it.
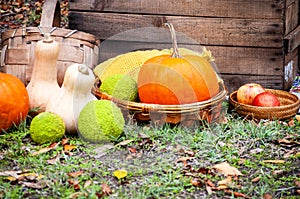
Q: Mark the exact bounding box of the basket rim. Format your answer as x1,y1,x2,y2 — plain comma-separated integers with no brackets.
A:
1,27,100,46
229,89,300,111
92,78,228,113
228,89,300,120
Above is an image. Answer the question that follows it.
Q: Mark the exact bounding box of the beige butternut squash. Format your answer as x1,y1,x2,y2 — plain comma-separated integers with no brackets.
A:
26,33,60,112
46,64,96,134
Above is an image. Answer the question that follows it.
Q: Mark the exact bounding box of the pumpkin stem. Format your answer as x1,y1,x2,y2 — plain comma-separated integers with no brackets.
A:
165,23,181,58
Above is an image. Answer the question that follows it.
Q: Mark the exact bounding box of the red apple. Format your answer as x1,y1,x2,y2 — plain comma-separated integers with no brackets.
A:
237,83,265,105
252,92,280,107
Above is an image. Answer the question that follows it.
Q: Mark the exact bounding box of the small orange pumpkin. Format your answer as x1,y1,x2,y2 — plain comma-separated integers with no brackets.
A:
138,23,219,105
0,72,29,131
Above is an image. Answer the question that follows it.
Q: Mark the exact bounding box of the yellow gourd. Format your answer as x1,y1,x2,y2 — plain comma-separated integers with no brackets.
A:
93,48,214,82
26,33,60,112
94,50,168,81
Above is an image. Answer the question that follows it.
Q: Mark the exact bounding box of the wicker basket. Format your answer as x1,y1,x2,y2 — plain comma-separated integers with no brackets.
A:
229,89,300,120
92,78,228,126
0,0,100,86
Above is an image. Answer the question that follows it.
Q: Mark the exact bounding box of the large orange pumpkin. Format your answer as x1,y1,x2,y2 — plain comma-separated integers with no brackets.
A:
0,72,29,131
137,23,219,105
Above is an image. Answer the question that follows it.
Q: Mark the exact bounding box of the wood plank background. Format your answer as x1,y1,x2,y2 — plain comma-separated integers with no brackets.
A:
68,0,299,92
69,0,284,19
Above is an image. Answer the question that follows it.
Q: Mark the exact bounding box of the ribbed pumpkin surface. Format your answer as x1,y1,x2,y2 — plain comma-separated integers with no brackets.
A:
137,55,219,105
0,73,29,131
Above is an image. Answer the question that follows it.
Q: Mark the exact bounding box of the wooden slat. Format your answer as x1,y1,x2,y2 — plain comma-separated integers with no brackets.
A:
68,11,283,48
222,74,283,93
5,49,29,65
97,40,284,76
285,0,299,35
284,25,300,53
3,65,27,83
69,0,284,19
58,44,84,62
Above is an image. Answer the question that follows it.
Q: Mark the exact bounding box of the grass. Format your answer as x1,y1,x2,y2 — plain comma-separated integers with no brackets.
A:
0,111,300,199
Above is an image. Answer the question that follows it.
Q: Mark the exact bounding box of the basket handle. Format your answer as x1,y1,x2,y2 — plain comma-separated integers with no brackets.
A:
40,0,61,28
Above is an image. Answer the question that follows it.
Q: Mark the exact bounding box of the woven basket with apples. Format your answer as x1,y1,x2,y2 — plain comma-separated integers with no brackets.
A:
229,83,300,120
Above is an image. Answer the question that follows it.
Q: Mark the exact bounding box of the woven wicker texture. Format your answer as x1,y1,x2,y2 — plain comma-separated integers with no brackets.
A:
0,0,100,85
92,78,227,126
229,89,300,120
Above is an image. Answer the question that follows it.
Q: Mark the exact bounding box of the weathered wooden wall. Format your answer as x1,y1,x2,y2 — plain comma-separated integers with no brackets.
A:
68,0,300,92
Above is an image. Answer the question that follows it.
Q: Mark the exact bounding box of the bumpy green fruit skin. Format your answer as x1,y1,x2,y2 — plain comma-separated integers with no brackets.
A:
78,100,125,143
30,112,65,144
100,74,138,101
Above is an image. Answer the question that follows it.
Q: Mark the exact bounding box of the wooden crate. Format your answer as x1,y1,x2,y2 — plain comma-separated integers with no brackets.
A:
68,0,300,92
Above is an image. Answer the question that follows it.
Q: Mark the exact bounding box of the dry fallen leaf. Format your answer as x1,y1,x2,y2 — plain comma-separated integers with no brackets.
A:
217,184,228,190
251,177,260,183
128,147,137,153
294,180,300,187
32,142,59,156
69,192,87,198
263,193,273,199
47,153,61,165
277,138,300,147
175,157,195,167
0,170,43,181
115,139,133,147
218,175,232,186
101,183,112,195
288,119,295,126
61,138,69,146
262,160,285,164
238,159,246,165
191,178,203,187
179,148,195,156
20,172,44,181
21,180,48,189
206,179,215,188
198,167,210,175
225,190,250,198
0,170,22,179
6,176,17,182
84,180,92,188
212,162,243,176
283,149,296,158
113,169,128,180
68,178,80,191
68,170,84,178
64,144,76,152
273,170,284,175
